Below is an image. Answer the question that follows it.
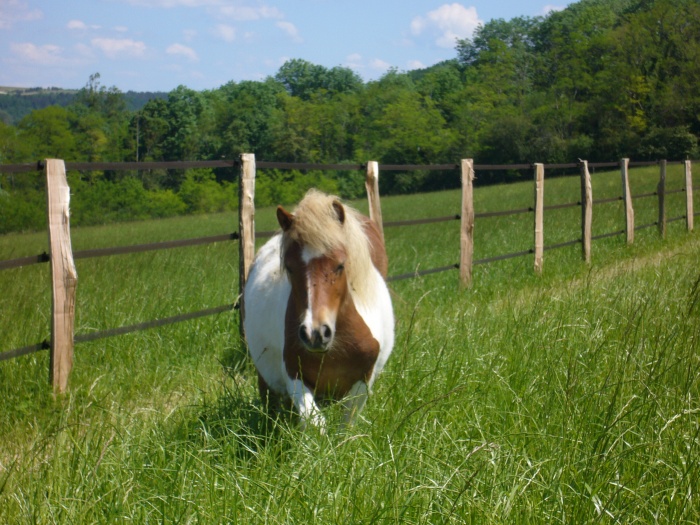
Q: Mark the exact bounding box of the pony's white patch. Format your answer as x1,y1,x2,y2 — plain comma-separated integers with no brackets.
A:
299,244,339,350
288,378,326,430
351,265,395,384
301,244,324,264
244,234,290,395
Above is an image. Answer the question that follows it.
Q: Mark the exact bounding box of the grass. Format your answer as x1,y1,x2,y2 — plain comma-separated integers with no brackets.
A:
1,165,699,523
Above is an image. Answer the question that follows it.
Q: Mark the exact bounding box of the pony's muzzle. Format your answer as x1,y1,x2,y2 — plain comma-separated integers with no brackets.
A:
299,323,333,352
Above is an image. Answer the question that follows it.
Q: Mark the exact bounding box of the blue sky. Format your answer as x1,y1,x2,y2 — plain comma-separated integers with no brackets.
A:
0,0,571,93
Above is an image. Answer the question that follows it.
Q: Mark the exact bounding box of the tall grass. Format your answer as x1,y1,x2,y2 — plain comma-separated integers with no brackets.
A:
1,166,698,523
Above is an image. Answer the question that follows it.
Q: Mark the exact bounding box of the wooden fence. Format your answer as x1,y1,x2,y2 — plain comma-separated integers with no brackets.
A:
0,156,696,393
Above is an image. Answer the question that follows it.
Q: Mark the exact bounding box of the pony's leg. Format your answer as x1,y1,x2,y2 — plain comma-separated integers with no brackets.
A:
258,372,281,414
287,378,326,431
342,381,369,426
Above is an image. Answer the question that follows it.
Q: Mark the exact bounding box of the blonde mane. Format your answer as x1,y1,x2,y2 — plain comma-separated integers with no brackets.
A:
282,189,375,301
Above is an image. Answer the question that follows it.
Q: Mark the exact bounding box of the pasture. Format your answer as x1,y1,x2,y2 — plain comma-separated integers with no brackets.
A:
1,165,699,523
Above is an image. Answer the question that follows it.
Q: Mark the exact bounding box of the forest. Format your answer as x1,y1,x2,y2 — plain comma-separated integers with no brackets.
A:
0,87,167,125
0,0,699,233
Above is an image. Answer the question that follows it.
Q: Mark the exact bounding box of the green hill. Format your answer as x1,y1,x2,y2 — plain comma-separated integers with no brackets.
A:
0,86,167,124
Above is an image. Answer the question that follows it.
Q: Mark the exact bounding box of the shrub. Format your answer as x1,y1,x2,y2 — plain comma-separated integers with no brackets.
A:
144,189,187,218
638,126,698,160
255,169,339,207
178,169,236,214
0,188,46,234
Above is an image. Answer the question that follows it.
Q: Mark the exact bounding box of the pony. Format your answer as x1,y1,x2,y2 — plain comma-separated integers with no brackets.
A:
243,189,394,429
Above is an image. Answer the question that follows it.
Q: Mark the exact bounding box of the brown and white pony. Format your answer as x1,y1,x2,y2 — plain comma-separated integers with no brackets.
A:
243,190,394,429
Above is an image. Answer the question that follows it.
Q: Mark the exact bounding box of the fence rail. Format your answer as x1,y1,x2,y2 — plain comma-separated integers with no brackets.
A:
0,156,696,393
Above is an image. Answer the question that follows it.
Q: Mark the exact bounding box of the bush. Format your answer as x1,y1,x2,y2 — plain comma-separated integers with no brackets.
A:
255,169,339,207
178,169,236,214
0,169,244,234
69,173,188,226
638,126,698,160
0,188,46,234
144,189,187,218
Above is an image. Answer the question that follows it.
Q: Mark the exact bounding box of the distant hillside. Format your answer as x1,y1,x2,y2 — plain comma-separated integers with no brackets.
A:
0,87,168,124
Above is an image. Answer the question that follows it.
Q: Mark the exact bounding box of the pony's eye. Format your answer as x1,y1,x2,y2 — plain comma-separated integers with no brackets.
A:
336,263,345,274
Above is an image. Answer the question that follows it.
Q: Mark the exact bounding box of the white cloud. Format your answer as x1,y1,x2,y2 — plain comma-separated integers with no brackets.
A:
411,3,481,48
10,42,63,65
407,60,426,70
345,53,363,69
543,4,566,14
122,0,285,18
123,0,221,7
183,29,197,41
74,43,95,58
91,38,147,58
276,21,301,42
67,19,102,31
166,43,198,61
0,0,42,29
219,5,283,20
215,24,236,42
114,26,129,32
67,19,87,30
265,56,289,69
344,54,392,77
370,58,391,72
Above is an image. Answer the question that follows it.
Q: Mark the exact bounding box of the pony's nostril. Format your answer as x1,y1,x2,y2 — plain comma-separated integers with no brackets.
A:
298,325,309,344
322,324,332,341
298,323,333,350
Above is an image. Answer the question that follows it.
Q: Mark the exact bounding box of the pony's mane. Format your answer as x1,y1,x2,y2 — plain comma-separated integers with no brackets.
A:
282,189,374,301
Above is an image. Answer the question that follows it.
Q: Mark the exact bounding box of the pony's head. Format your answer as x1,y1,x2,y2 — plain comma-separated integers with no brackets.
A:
277,190,372,353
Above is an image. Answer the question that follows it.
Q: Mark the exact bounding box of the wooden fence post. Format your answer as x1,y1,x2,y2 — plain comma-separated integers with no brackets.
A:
685,160,693,232
580,160,593,263
46,159,77,394
620,158,634,244
658,159,667,238
533,163,544,274
460,159,475,287
238,153,256,339
365,161,384,243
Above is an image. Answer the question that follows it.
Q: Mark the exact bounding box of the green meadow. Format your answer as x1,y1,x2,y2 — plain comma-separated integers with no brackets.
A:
1,165,699,523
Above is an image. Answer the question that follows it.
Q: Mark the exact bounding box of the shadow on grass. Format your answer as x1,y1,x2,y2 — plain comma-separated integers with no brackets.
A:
178,356,298,465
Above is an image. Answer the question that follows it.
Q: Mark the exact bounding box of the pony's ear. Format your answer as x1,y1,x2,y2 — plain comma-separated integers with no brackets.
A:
332,200,346,225
277,206,294,231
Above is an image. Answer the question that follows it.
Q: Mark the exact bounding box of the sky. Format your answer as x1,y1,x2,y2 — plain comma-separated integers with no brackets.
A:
0,0,572,93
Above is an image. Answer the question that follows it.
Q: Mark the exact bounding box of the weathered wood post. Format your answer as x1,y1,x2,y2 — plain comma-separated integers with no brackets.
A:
685,160,693,232
533,163,544,274
658,159,667,238
579,160,593,263
238,153,256,339
46,159,77,394
620,158,634,244
365,161,384,243
460,159,475,287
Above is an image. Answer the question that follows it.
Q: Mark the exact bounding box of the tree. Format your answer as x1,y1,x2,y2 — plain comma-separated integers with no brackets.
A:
69,73,129,162
133,98,170,162
0,120,21,164
161,85,207,162
17,106,77,160
211,79,285,160
274,59,363,100
457,16,541,68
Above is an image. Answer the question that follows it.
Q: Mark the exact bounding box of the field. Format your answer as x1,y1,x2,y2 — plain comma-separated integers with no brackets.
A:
1,165,699,523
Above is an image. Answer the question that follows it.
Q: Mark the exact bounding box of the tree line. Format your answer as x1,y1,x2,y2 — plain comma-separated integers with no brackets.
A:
1,0,698,233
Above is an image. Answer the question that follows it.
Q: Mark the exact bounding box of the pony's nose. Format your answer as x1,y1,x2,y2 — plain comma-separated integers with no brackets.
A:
299,323,333,351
